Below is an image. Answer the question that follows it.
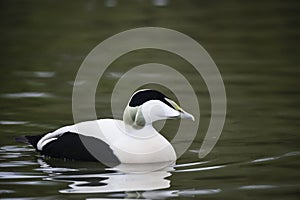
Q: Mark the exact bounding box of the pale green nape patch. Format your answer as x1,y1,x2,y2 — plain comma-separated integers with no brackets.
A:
123,106,145,129
134,108,146,128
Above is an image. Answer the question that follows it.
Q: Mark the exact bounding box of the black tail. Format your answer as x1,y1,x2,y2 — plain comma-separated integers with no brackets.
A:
15,134,47,150
15,136,30,144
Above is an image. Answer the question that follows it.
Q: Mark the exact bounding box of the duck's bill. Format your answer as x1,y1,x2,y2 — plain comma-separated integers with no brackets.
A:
180,110,195,121
165,98,195,121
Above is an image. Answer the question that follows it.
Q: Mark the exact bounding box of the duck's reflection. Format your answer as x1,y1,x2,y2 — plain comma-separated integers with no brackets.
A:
37,158,174,193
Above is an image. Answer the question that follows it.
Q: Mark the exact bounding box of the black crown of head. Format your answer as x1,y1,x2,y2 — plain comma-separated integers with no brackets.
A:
129,89,175,109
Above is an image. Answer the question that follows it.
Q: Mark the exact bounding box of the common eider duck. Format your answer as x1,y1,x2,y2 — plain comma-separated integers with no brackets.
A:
19,89,194,166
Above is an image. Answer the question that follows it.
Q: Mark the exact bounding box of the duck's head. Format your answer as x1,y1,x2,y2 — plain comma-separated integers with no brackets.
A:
123,89,194,128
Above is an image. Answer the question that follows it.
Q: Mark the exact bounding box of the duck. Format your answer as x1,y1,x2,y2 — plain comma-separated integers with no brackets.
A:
18,89,194,166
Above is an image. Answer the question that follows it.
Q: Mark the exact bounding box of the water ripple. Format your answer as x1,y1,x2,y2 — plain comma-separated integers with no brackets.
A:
0,172,45,179
0,189,15,194
174,161,211,168
15,71,55,78
121,188,221,199
251,151,300,163
0,161,37,168
0,121,28,125
33,71,55,78
0,146,34,153
175,165,225,173
239,185,278,190
2,92,53,99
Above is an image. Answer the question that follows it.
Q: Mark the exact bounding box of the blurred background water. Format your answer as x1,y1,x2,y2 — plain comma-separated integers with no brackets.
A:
0,0,300,199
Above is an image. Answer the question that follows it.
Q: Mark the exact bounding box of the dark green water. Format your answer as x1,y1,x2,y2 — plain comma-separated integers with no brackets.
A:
0,0,300,199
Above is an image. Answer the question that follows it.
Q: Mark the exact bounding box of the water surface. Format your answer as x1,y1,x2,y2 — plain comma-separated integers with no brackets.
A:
0,0,299,199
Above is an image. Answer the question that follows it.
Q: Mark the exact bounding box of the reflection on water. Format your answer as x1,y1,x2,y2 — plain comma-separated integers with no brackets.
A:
0,145,224,198
1,145,299,199
58,168,171,194
38,159,173,193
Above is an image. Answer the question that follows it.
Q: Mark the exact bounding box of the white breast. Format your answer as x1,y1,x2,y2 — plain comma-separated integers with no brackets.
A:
96,119,177,163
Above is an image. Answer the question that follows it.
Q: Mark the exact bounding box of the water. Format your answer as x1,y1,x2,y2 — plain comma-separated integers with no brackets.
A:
0,0,300,199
